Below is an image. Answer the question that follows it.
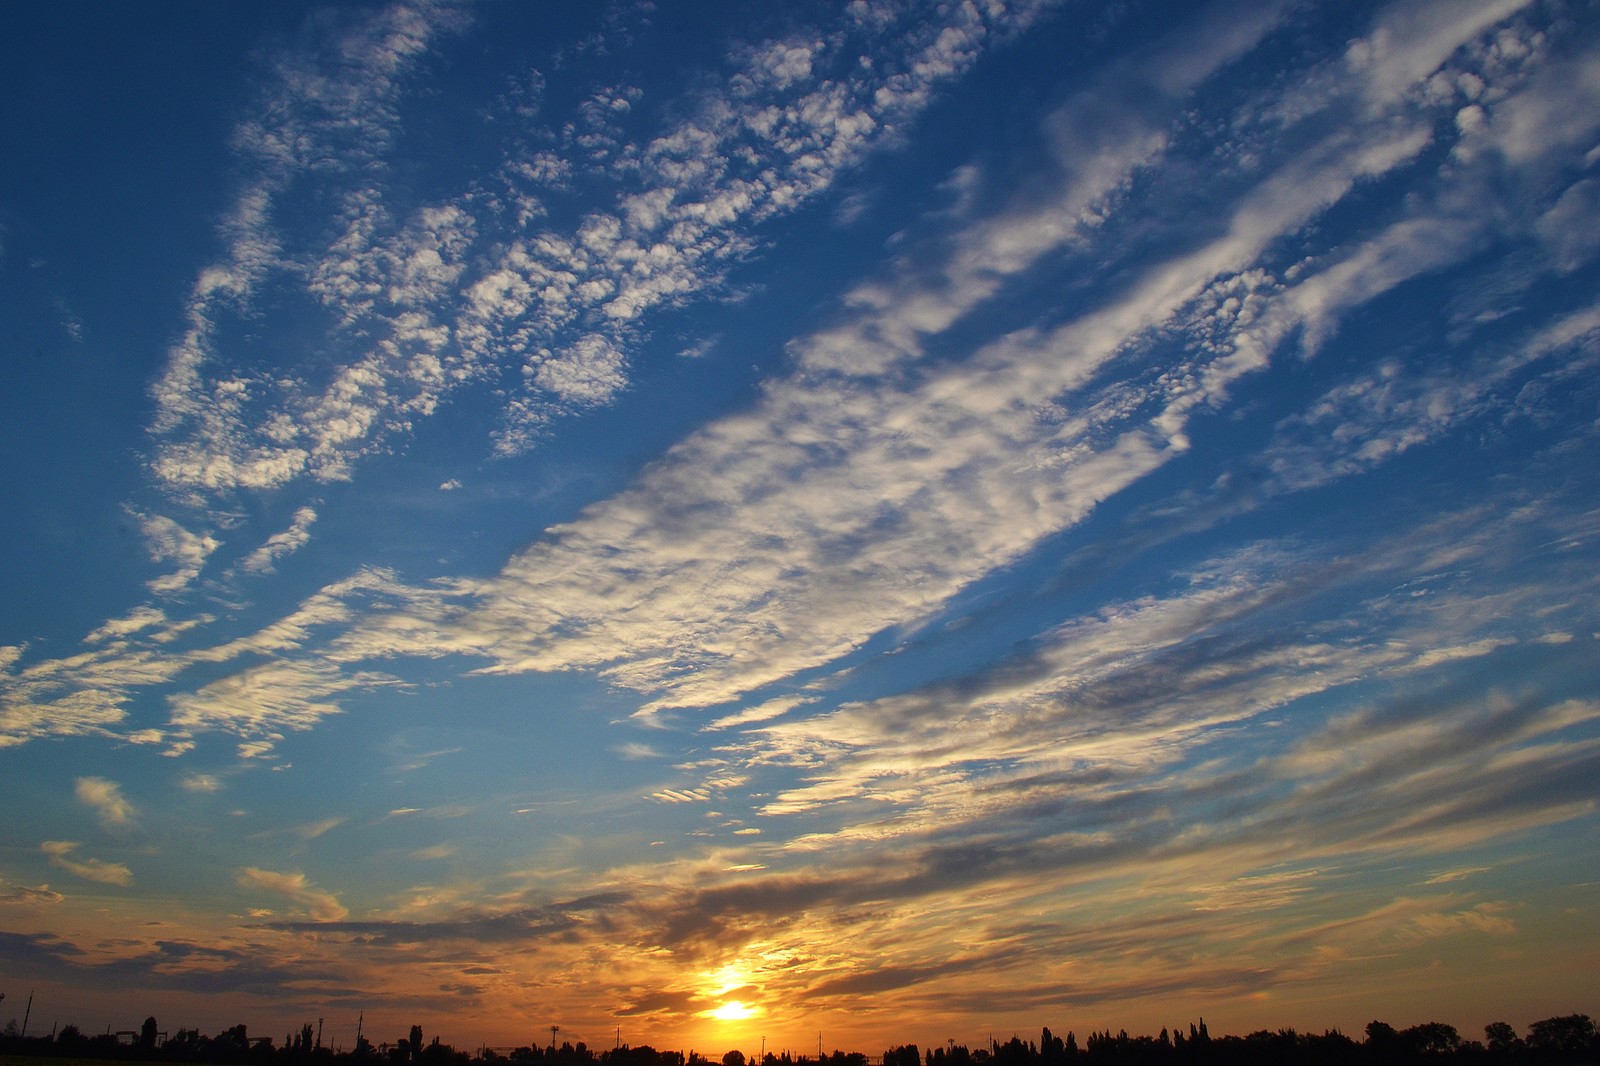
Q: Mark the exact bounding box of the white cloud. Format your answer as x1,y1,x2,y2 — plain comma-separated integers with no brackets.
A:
166,657,397,756
124,0,1542,754
75,776,135,827
372,45,1450,715
735,38,823,93
84,606,168,645
149,1,473,494
1536,178,1600,271
1343,0,1536,110
180,772,223,793
137,512,221,593
1488,46,1600,162
237,506,319,575
0,665,144,749
236,866,348,920
146,0,1082,492
1265,299,1600,493
41,840,133,886
295,817,344,840
532,334,628,408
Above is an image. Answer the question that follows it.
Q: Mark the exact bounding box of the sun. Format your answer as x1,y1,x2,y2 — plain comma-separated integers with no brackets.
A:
705,1001,760,1022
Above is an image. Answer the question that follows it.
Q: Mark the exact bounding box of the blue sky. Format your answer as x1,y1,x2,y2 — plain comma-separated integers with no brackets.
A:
3,0,1599,1053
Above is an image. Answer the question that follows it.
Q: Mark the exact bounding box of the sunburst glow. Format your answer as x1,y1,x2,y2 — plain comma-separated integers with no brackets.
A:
705,1001,760,1022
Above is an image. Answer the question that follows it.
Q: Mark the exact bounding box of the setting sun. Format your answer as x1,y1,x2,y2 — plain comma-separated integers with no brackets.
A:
705,1001,760,1022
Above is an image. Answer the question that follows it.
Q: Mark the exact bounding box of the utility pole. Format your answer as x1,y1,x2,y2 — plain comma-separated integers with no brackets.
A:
550,1026,560,1051
21,992,33,1039
318,1018,325,1051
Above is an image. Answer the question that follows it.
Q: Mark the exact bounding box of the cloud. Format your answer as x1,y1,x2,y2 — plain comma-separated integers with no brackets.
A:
673,504,1600,966
236,867,349,921
84,606,169,645
41,841,133,886
165,655,400,757
1422,866,1493,886
533,334,628,408
0,678,133,750
0,879,65,906
0,928,359,1000
264,892,627,944
28,0,1561,777
1264,300,1600,493
136,512,221,594
236,506,318,575
148,1,475,495
295,817,344,840
1284,895,1518,955
75,776,135,827
180,772,222,793
1,608,214,749
327,46,1441,718
1536,178,1600,271
144,0,1086,496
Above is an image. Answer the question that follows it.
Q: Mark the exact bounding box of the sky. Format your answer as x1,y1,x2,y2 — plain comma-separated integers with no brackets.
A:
3,0,1599,1054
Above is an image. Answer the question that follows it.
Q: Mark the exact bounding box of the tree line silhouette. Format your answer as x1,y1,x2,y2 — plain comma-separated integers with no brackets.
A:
2,1013,1596,1066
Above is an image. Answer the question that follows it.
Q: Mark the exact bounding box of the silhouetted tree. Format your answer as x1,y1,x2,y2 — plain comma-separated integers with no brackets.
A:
218,1024,252,1063
1403,1024,1461,1056
56,1024,87,1054
1366,1022,1404,1066
1304,1028,1360,1066
993,1037,1031,1066
165,1028,205,1060
1524,1016,1596,1063
1484,1024,1522,1057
